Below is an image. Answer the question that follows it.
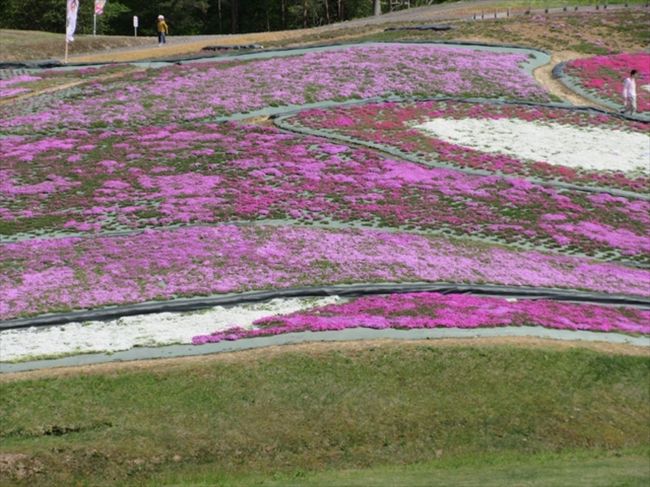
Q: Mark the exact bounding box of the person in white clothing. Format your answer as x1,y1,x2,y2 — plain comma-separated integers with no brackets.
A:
623,69,638,114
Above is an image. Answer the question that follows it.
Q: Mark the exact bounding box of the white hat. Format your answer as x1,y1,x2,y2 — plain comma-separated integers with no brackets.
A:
158,15,164,20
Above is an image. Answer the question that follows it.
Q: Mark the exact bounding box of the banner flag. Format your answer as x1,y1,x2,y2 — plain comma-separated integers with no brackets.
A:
66,0,80,42
95,0,107,16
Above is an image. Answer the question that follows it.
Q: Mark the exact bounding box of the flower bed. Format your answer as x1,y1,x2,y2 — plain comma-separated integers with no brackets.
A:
2,122,649,264
0,65,133,101
192,292,650,344
286,100,650,192
0,75,41,98
2,224,650,321
0,297,341,362
0,44,549,134
564,52,650,112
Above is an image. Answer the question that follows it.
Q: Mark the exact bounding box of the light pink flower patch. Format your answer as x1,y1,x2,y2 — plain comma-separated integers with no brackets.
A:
2,225,649,320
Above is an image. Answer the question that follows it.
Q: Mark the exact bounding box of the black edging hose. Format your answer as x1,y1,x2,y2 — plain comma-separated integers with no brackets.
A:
2,283,650,331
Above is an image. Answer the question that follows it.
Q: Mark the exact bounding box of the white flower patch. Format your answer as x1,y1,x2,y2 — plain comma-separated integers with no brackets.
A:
415,118,650,174
0,297,343,362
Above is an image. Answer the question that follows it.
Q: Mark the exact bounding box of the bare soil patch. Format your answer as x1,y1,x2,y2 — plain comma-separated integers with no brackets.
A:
533,51,606,107
0,453,43,481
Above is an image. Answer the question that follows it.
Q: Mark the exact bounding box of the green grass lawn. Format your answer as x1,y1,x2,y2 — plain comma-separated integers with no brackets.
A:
152,448,650,486
1,343,648,485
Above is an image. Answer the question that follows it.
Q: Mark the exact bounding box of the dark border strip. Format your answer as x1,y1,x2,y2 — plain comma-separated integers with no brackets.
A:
3,283,650,331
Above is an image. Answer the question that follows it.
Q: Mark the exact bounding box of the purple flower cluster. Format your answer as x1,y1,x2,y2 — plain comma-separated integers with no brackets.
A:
0,75,42,99
192,292,650,344
2,224,649,320
2,123,648,263
0,65,134,102
0,44,548,134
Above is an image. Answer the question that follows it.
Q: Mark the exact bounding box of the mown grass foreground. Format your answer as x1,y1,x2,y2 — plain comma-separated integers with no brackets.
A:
1,342,648,486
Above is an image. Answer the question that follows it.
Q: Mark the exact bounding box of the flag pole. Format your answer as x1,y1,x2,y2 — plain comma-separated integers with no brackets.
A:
93,14,97,36
65,11,69,65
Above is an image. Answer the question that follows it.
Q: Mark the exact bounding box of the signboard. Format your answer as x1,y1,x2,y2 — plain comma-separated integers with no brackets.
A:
133,16,139,28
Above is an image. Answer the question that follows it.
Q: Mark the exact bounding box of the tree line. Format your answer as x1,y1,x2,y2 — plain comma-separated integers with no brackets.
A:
0,1,449,36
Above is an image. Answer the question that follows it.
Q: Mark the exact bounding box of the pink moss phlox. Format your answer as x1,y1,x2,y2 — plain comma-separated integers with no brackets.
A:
191,292,650,344
2,122,649,260
2,225,650,320
0,45,548,133
565,52,650,112
292,100,650,192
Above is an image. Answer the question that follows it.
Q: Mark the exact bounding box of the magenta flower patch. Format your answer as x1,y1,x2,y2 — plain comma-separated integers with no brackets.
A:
565,52,650,112
192,292,650,344
0,75,42,99
3,122,648,264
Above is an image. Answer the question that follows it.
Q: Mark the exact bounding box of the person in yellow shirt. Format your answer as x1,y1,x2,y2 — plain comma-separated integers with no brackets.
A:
157,15,169,45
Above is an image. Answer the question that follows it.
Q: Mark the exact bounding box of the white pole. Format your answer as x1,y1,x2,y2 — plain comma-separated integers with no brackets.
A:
93,14,97,36
65,12,69,64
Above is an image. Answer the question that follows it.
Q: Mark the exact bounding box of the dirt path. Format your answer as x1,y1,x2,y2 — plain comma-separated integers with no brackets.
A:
533,50,608,108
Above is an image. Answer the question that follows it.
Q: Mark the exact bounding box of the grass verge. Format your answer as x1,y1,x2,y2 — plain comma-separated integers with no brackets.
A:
0,342,648,485
0,29,155,62
150,447,650,486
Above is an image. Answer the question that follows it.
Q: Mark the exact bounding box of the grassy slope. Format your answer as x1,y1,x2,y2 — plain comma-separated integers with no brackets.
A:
2,3,648,62
354,9,650,55
153,448,650,486
1,343,648,485
0,29,154,62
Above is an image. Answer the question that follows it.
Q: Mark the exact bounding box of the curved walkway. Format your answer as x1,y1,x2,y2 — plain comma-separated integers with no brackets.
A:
60,2,647,64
